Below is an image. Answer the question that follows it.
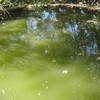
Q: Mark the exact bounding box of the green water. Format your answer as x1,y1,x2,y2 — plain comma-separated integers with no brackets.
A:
0,8,100,100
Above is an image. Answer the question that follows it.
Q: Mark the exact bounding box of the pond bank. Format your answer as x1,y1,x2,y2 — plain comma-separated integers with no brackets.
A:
26,3,100,12
1,3,100,12
0,3,100,20
48,3,100,12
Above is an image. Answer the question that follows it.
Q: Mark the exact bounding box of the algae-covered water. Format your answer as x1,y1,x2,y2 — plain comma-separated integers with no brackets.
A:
0,7,100,100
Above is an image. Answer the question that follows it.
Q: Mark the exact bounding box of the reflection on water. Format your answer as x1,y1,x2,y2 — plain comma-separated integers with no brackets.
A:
0,7,100,100
28,8,100,55
42,10,57,21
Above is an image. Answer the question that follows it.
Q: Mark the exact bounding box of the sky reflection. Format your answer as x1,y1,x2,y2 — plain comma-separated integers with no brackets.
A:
27,8,100,55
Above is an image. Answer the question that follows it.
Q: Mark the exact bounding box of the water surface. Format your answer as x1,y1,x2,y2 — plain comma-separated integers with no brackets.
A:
0,7,100,100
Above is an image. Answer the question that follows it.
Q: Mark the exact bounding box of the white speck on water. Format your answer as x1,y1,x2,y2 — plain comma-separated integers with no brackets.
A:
62,70,68,74
1,89,6,95
2,23,6,25
45,50,48,53
52,59,56,63
21,35,25,39
93,77,97,80
45,86,48,89
87,67,91,71
37,92,41,96
45,81,48,83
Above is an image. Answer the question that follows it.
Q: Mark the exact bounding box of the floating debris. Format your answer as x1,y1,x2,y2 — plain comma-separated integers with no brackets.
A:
96,57,100,61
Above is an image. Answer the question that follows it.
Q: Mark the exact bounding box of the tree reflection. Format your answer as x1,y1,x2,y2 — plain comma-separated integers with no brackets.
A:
28,7,100,56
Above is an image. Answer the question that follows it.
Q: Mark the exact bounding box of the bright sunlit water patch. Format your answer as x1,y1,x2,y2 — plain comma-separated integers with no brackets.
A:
0,7,100,100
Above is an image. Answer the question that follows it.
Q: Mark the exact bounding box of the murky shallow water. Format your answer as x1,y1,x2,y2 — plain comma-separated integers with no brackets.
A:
0,7,100,100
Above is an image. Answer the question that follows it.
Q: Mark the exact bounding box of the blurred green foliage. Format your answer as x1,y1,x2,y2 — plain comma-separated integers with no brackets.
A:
0,0,99,7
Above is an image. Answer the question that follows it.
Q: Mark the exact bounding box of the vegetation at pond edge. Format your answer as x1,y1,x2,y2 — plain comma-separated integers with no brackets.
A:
0,0,100,8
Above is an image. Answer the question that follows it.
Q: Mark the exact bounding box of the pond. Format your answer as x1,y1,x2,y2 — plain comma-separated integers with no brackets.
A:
0,7,100,100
